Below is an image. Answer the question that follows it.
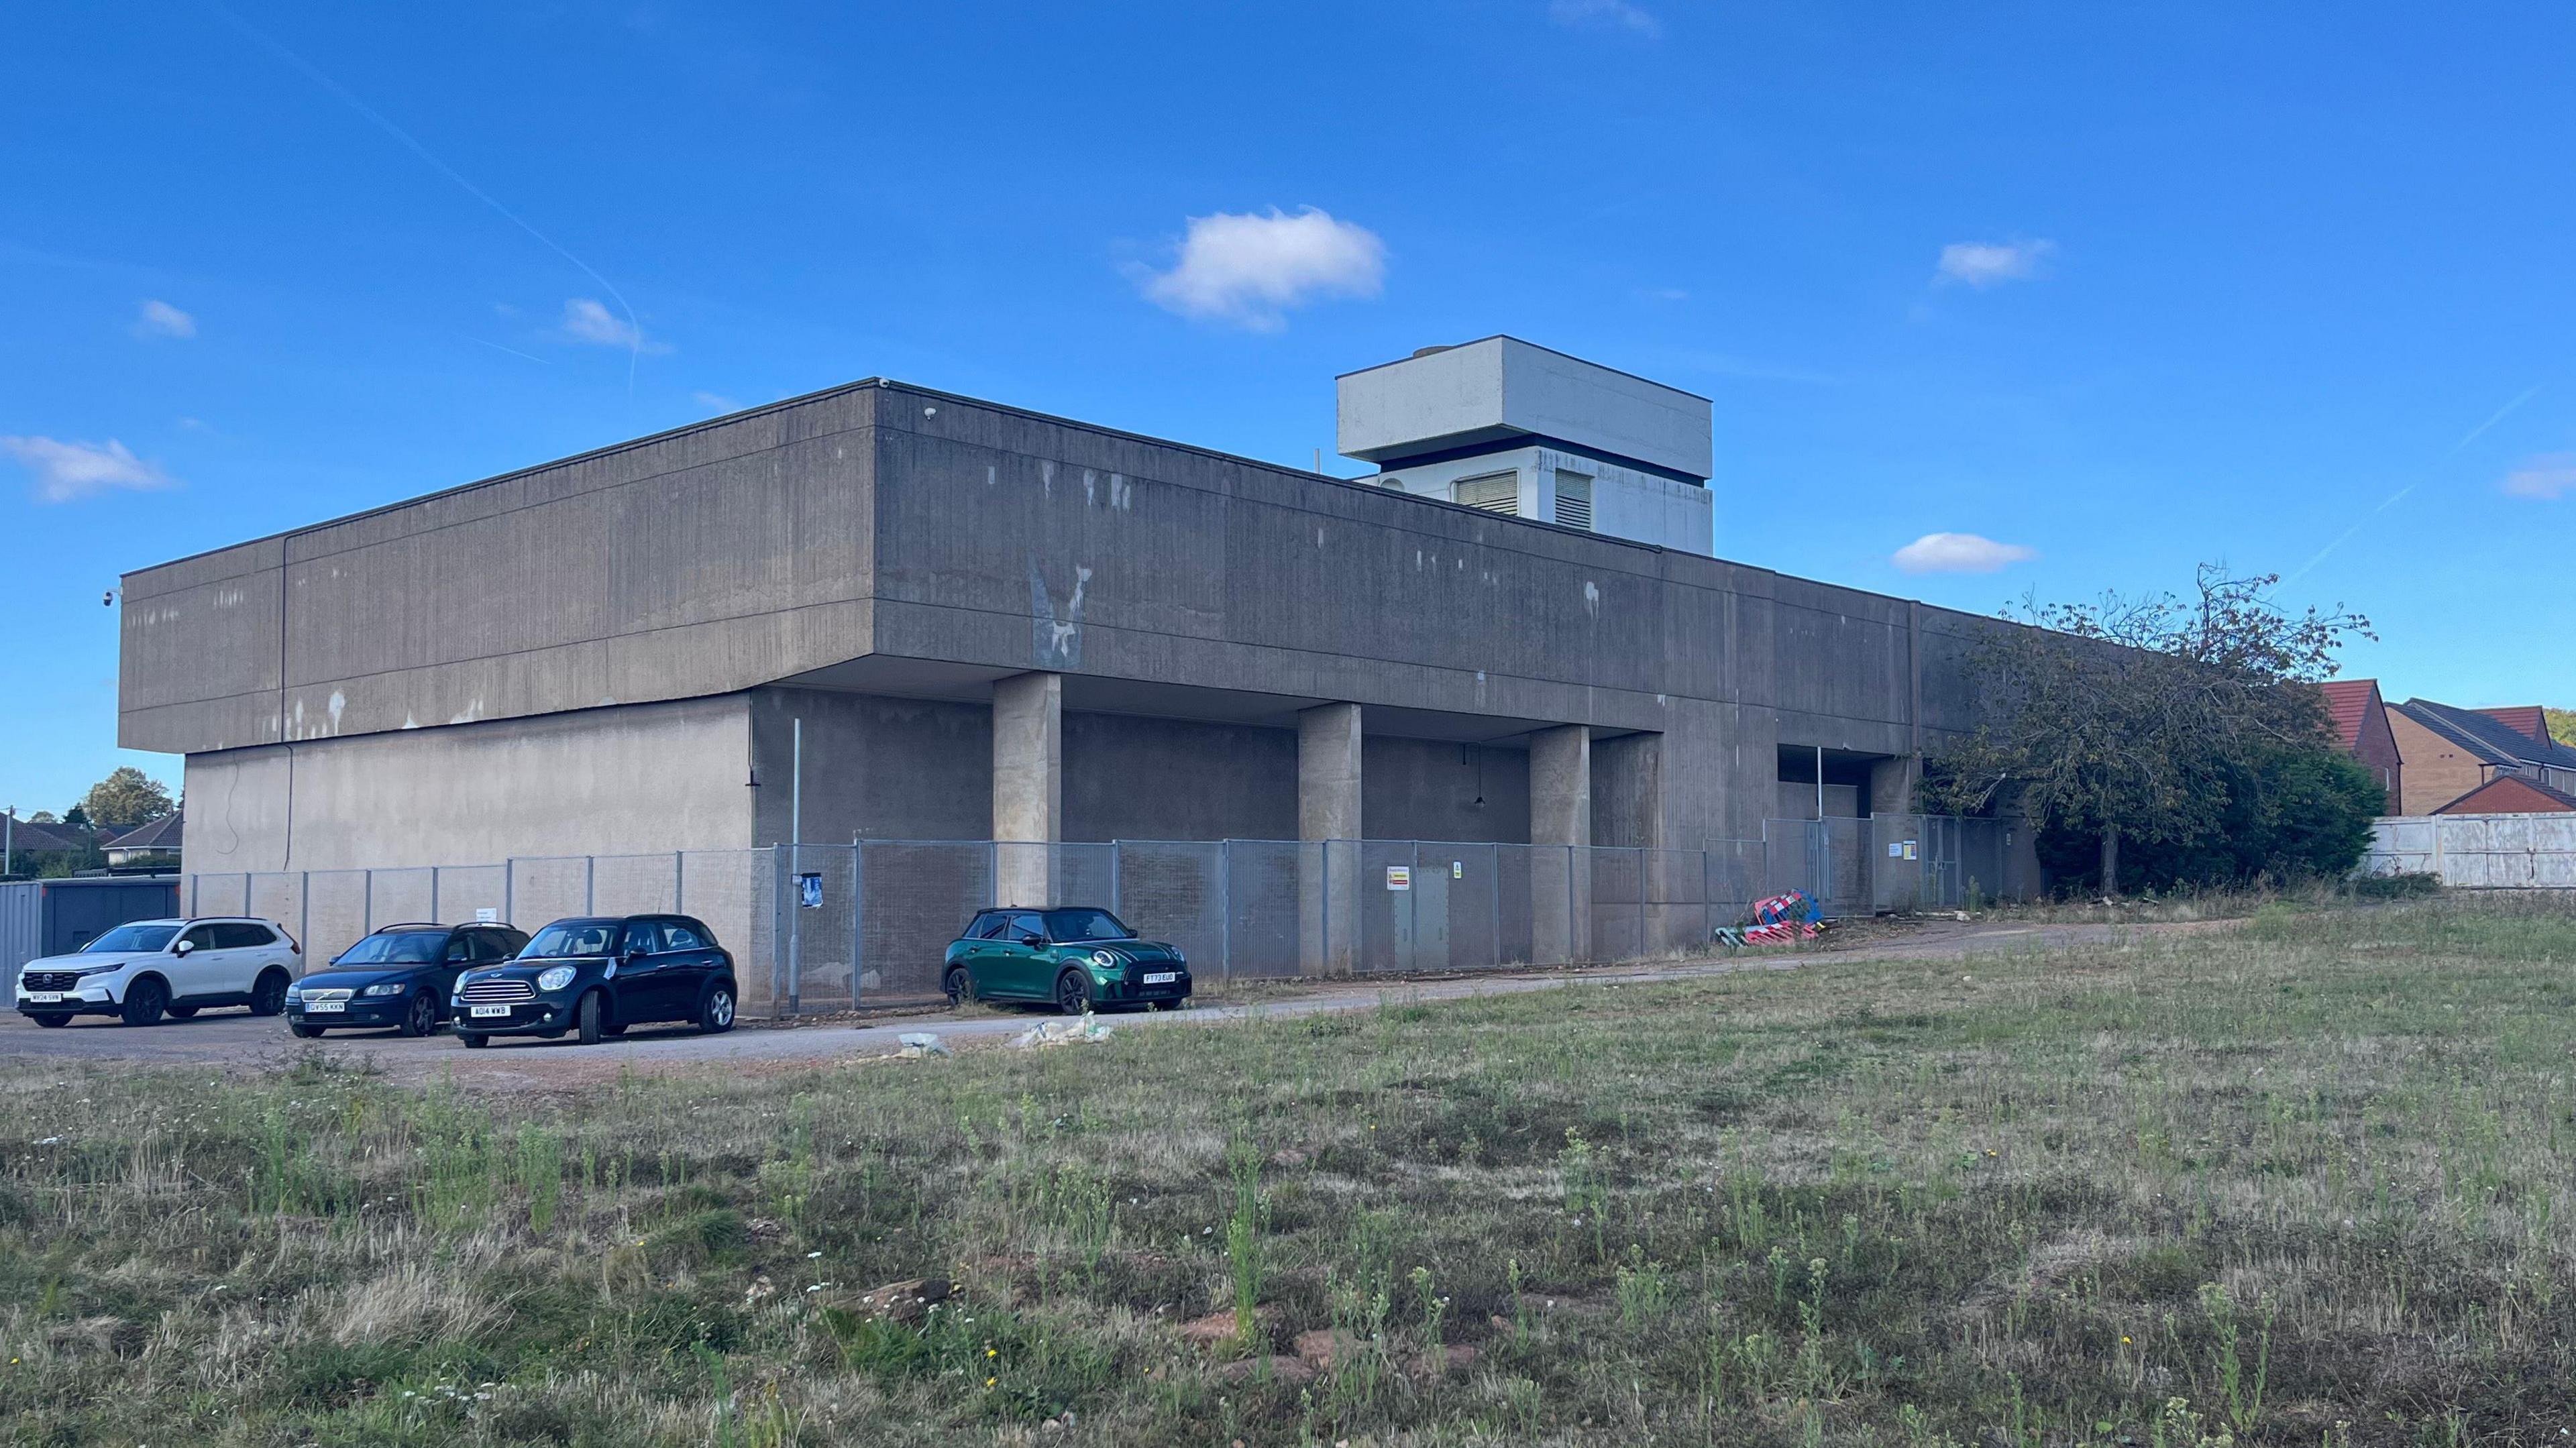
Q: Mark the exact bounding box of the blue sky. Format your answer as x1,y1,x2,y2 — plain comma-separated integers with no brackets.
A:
5,1,2571,814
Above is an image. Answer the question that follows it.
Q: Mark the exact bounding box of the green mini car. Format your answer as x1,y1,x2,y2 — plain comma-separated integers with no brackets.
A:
943,906,1191,1013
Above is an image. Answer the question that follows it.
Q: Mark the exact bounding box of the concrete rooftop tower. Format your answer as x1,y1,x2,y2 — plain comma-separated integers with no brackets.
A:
1336,337,1715,555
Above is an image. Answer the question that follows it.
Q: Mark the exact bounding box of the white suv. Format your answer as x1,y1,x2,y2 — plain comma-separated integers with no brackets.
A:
14,917,301,1027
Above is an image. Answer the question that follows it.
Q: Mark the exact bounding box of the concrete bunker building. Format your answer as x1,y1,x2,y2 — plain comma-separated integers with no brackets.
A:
121,337,2023,981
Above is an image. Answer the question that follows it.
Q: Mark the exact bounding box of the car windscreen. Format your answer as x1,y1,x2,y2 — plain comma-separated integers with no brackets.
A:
335,932,445,964
522,922,619,958
84,923,179,953
1042,909,1134,942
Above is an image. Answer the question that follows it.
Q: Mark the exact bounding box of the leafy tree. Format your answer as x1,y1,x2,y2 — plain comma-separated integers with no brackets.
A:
25,810,58,824
2550,708,2575,748
62,805,88,826
1921,565,2375,895
78,767,175,829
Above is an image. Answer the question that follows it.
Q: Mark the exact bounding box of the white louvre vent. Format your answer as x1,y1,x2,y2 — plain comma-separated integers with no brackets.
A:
1455,473,1519,515
1554,473,1593,531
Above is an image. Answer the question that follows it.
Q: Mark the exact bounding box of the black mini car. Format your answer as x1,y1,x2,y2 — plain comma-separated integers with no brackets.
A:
287,921,529,1038
451,914,737,1048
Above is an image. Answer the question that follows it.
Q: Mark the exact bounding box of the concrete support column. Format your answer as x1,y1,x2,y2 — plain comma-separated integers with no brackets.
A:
991,671,1062,907
1591,732,1665,956
1529,724,1591,964
1297,702,1362,975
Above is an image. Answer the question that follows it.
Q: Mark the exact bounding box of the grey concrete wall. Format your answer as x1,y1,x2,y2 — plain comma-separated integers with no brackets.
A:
750,688,991,846
183,694,755,874
128,376,2023,871
125,388,884,756
1064,714,1296,842
1362,738,1530,844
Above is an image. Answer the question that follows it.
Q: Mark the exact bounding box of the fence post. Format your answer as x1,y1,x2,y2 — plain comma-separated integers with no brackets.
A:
1566,844,1578,964
503,858,515,928
1491,846,1502,970
363,870,374,934
1637,847,1646,959
1218,839,1233,984
429,866,441,924
299,873,310,969
674,851,685,913
1409,839,1423,974
584,856,596,915
851,839,866,1007
1110,840,1123,918
1322,840,1333,977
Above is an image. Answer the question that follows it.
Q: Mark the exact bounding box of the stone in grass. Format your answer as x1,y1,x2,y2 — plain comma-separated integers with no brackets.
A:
1287,1329,1476,1380
849,1278,952,1327
1181,1306,1279,1349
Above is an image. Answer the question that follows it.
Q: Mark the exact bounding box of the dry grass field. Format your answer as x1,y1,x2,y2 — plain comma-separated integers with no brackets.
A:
5,895,2574,1446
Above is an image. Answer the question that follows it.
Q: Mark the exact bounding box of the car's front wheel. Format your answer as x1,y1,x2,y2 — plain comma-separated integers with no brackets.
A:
574,991,605,1046
121,977,168,1027
249,970,290,1017
1055,970,1091,1015
943,965,973,1007
399,991,438,1038
698,983,736,1035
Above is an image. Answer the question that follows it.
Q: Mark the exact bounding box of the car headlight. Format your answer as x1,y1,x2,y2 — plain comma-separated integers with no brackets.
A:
537,966,577,992
1091,950,1118,969
362,983,407,997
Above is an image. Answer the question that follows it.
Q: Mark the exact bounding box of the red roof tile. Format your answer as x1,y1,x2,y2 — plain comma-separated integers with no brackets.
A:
2318,679,2378,751
2475,706,2548,744
2433,774,2576,815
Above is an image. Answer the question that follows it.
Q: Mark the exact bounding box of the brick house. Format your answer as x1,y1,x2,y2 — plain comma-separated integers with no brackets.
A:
2318,679,2402,803
2389,698,2576,816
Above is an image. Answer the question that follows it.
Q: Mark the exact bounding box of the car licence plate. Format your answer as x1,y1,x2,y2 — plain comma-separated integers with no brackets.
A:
25,991,62,1003
1142,971,1177,985
470,1004,511,1018
307,999,347,1013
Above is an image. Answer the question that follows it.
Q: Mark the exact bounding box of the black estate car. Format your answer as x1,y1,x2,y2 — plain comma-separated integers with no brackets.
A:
451,914,737,1047
942,906,1192,1012
287,920,529,1038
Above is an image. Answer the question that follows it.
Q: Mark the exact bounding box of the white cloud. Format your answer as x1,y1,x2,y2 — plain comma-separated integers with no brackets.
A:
1935,239,2055,288
1,437,175,502
1138,207,1385,331
1892,532,2037,574
1549,0,1662,38
693,390,743,413
559,298,667,352
133,299,196,339
2502,452,2576,500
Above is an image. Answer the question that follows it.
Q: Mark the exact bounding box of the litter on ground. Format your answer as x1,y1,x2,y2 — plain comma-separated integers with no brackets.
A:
896,1032,950,1058
1011,1016,1116,1049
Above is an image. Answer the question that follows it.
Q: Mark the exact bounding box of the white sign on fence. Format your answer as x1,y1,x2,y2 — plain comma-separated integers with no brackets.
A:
1386,865,1411,891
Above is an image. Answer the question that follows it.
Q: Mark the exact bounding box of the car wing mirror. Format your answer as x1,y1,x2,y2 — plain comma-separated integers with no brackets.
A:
172,939,194,956
1019,933,1046,948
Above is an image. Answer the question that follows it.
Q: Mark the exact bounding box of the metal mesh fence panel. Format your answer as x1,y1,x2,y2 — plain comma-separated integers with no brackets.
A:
1705,840,1765,932
591,854,682,917
778,844,859,1012
246,873,306,958
1870,815,1928,913
1109,842,1226,979
301,871,372,968
1589,847,1645,962
435,865,511,926
677,849,775,1015
1640,848,1710,955
1221,840,1305,979
367,869,436,930
508,858,594,933
1955,818,2009,906
857,842,994,1007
